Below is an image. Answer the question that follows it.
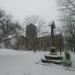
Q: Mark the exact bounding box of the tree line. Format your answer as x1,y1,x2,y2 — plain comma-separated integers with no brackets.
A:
57,0,75,53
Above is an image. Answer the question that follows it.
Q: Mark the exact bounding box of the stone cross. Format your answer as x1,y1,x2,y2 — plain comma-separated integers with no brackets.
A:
51,21,55,46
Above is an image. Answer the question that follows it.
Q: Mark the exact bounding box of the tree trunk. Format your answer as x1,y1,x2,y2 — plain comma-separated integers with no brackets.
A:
74,38,75,53
60,48,62,55
33,37,36,53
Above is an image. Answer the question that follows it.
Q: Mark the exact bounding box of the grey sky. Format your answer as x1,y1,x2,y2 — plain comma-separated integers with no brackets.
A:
0,0,58,24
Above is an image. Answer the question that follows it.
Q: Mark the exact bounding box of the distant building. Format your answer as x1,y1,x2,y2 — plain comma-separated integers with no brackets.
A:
16,23,64,50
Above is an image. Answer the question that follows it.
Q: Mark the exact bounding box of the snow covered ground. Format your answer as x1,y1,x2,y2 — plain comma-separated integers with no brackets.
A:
0,49,75,75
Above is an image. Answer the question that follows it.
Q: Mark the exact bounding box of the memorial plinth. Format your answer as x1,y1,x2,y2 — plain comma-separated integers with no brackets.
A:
41,47,63,65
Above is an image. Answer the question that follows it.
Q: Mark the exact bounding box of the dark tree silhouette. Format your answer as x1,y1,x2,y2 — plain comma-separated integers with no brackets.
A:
0,9,21,46
57,0,75,52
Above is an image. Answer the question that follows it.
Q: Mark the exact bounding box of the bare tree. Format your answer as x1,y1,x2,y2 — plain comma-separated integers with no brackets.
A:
57,0,75,52
23,15,46,32
23,15,47,52
0,9,21,47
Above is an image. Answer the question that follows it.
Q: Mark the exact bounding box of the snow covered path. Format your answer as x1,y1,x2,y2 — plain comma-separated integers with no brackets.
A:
0,49,75,75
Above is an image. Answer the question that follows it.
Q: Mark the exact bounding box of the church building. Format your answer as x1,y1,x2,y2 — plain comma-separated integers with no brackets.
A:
16,22,64,51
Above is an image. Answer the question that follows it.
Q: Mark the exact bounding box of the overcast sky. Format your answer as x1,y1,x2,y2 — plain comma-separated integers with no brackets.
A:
0,0,58,24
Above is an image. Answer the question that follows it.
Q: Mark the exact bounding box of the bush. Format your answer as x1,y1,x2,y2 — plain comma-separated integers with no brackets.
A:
62,52,72,67
65,52,71,60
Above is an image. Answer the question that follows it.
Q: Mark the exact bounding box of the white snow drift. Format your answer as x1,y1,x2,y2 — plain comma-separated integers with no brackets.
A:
0,49,75,75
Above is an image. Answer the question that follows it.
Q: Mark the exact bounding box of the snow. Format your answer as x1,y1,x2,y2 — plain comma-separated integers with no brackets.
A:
45,54,63,57
0,49,75,75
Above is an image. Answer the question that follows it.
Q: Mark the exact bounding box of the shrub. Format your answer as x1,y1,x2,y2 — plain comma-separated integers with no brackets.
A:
65,52,71,60
62,52,72,67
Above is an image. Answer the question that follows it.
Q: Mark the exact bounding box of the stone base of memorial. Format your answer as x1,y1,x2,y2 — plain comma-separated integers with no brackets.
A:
41,47,63,65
